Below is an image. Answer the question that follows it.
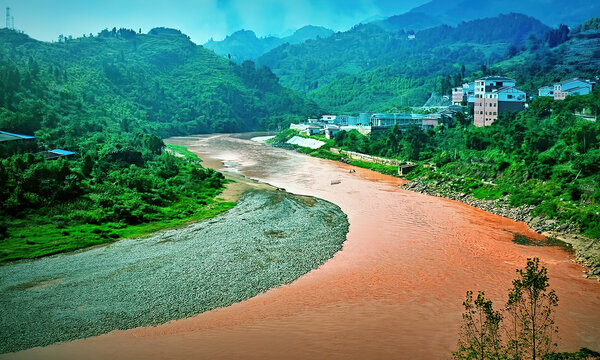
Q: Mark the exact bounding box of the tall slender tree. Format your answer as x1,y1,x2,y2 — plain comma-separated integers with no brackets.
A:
505,258,559,360
453,291,504,360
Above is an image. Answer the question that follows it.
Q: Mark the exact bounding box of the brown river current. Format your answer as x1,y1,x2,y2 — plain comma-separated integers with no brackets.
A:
9,134,600,359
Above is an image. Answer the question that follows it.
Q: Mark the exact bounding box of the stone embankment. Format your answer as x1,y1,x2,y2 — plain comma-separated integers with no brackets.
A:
331,148,404,166
402,177,600,279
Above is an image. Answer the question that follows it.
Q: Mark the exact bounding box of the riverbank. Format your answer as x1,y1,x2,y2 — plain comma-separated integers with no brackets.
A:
401,177,600,279
8,133,600,360
0,188,349,354
266,130,600,279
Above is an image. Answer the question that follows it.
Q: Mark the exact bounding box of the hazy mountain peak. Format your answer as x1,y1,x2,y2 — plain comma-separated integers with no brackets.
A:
204,25,333,62
407,0,600,27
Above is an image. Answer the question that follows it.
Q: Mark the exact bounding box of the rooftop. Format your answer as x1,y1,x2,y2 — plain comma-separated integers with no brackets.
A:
0,131,36,142
565,86,592,92
556,78,591,86
492,86,525,93
477,76,516,82
37,149,76,160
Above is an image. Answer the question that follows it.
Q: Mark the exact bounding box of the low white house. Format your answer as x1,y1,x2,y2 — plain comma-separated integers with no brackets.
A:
325,125,341,139
303,125,322,136
538,86,554,97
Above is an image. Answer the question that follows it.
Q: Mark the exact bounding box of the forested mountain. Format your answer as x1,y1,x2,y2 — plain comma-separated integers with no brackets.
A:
403,0,600,29
0,27,318,261
257,13,550,112
488,21,600,95
0,27,316,137
204,25,334,63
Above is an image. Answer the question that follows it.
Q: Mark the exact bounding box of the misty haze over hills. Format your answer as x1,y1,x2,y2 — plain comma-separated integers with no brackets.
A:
407,0,600,27
204,0,600,66
204,25,334,62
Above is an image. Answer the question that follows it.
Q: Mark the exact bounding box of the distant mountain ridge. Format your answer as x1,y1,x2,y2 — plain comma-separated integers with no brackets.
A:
204,25,334,63
384,0,600,31
257,13,550,111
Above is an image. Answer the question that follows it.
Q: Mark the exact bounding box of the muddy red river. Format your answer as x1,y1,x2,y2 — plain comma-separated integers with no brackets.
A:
9,134,600,360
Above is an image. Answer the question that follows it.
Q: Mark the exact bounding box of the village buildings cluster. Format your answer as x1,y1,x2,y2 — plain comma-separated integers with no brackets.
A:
291,75,595,136
453,76,526,127
537,78,594,100
290,107,463,139
452,76,595,127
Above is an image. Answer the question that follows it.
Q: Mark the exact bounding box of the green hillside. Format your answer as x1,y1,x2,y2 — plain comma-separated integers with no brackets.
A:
257,13,550,112
0,27,317,137
408,0,600,28
0,27,318,262
487,23,600,95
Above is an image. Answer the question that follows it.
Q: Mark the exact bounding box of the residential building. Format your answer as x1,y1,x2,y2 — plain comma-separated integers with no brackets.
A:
538,86,554,97
474,76,525,127
553,78,593,100
421,114,443,130
453,82,475,106
325,125,341,139
464,82,475,107
370,113,426,128
303,125,322,136
320,115,345,125
452,87,464,105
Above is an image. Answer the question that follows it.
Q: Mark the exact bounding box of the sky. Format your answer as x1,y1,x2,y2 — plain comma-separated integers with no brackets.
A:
3,0,429,44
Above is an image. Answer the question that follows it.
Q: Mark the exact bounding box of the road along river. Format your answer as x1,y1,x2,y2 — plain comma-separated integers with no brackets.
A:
7,133,600,360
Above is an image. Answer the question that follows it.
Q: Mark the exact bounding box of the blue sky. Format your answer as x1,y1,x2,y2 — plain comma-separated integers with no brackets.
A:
5,0,428,44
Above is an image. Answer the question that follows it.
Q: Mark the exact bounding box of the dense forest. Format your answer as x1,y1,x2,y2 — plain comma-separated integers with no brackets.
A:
257,13,550,112
0,26,320,263
0,27,318,136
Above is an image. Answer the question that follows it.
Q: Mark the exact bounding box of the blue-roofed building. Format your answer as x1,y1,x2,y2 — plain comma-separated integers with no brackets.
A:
38,149,76,160
0,131,36,142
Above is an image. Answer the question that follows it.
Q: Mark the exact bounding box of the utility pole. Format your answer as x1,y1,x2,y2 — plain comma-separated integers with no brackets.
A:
6,7,10,29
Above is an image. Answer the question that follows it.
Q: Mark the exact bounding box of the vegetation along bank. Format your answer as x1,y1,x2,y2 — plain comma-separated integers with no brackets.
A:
269,89,600,278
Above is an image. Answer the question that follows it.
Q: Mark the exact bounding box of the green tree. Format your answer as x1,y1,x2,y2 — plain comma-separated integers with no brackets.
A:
453,291,504,360
505,258,559,360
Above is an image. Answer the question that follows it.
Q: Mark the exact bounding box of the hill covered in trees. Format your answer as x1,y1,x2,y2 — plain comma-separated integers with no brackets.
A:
405,0,600,29
0,26,320,262
485,20,600,96
204,25,334,63
257,13,550,112
0,27,317,137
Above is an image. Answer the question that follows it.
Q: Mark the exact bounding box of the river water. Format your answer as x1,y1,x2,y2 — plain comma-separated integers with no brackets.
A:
9,134,600,360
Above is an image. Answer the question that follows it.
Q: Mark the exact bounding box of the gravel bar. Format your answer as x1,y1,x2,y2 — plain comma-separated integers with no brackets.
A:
0,190,348,354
